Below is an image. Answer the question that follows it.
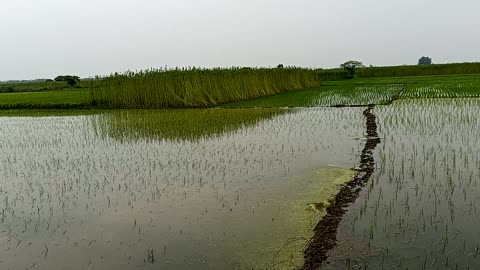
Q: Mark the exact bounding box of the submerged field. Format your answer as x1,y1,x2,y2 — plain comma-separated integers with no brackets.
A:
323,99,480,269
0,108,364,270
3,71,480,269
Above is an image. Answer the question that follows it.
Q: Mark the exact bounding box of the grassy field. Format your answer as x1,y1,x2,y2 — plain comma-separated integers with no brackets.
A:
0,80,90,93
2,69,480,110
223,74,480,107
0,89,88,109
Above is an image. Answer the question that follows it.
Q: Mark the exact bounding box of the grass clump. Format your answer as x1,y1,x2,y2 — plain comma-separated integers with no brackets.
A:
88,67,321,108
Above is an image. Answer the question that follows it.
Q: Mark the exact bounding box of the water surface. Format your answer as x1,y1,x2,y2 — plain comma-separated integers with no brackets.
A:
0,108,364,269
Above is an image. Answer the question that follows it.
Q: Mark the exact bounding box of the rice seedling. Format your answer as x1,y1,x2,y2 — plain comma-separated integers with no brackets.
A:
0,89,88,109
323,98,480,269
401,75,480,99
223,81,404,108
0,106,365,269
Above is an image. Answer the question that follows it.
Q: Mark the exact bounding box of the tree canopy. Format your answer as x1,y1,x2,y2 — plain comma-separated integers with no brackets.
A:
340,60,364,78
418,57,432,65
54,75,80,87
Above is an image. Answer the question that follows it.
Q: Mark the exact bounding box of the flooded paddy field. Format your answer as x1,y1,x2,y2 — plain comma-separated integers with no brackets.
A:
0,108,364,270
323,99,480,269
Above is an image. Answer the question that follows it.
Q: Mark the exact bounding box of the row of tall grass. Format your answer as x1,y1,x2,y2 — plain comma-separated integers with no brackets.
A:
318,62,480,81
88,67,321,108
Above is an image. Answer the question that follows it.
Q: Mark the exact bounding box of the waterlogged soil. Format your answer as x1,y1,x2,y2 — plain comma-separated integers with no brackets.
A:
322,99,480,269
0,108,364,270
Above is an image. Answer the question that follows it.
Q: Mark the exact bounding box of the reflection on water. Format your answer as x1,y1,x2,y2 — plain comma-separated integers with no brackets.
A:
324,99,480,269
91,108,285,142
0,108,363,269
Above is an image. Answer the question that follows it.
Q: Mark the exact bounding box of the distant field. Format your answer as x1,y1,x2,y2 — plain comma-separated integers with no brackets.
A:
318,62,480,81
0,89,87,109
223,74,480,107
0,80,90,93
2,73,480,109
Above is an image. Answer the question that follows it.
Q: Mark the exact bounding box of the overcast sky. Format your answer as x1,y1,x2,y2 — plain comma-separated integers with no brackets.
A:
1,0,479,80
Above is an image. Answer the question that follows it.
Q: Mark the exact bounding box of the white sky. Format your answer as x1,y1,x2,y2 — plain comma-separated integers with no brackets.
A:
1,0,479,80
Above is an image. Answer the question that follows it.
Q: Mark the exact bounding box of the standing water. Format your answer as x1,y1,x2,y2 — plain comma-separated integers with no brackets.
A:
0,108,364,269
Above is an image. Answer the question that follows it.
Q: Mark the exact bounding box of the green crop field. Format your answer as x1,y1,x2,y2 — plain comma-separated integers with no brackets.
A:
0,89,88,109
2,66,480,110
224,74,480,107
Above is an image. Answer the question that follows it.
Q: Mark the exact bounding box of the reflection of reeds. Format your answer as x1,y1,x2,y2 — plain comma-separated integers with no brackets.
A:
91,108,287,142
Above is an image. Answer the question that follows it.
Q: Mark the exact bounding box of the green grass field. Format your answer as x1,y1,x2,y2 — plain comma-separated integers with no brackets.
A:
2,72,480,110
223,74,480,107
0,89,88,109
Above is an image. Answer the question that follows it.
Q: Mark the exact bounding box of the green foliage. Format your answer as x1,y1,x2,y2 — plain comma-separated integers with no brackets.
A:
340,61,364,79
319,62,480,80
364,62,480,77
0,80,89,93
418,56,432,65
317,68,350,81
88,67,321,108
55,75,80,87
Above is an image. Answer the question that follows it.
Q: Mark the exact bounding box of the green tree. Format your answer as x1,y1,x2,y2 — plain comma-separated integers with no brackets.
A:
418,56,432,65
54,75,80,87
340,60,364,79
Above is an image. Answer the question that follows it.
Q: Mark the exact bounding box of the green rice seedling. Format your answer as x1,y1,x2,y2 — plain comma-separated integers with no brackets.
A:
324,98,480,269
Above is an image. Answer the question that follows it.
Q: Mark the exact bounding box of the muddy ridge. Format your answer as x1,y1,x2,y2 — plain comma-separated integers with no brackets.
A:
302,105,381,270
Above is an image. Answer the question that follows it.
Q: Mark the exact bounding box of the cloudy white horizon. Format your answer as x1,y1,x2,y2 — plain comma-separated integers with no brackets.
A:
1,0,479,80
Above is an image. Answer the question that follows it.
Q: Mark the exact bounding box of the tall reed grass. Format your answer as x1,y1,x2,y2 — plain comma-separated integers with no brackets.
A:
88,67,321,108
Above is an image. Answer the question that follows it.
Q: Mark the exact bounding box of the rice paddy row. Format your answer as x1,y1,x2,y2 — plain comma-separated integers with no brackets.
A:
223,74,480,107
0,89,88,109
323,98,480,269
